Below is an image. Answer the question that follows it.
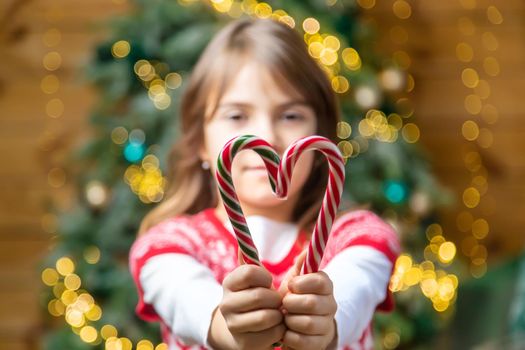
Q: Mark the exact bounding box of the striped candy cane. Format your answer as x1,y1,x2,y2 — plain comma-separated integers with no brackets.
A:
216,135,345,274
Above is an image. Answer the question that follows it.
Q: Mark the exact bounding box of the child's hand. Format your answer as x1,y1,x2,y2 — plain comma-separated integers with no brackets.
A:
209,247,286,350
278,250,338,350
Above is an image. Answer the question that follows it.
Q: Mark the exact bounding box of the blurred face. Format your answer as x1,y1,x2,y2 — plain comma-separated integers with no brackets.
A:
200,61,317,222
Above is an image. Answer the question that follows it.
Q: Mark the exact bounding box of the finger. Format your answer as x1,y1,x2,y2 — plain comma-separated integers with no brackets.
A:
222,287,282,313
282,293,337,315
226,309,283,333
238,246,246,266
278,249,307,297
282,329,326,350
223,264,273,292
284,314,332,335
238,323,286,349
288,271,333,295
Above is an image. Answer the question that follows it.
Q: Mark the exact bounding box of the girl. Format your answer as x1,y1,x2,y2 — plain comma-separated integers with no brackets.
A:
129,18,400,350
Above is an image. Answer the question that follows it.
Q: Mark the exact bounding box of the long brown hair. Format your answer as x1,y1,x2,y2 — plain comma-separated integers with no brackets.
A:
138,17,341,235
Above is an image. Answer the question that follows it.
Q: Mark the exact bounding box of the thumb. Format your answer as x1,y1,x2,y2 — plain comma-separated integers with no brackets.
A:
237,246,246,266
278,249,307,297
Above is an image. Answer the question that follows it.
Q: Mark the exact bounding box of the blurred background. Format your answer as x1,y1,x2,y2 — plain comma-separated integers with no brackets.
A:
1,0,524,349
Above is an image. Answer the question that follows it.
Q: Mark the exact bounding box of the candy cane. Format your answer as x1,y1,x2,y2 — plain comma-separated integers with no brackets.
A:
216,135,345,274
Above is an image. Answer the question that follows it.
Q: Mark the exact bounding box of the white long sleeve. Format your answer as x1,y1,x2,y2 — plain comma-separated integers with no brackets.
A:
140,253,223,348
323,246,393,347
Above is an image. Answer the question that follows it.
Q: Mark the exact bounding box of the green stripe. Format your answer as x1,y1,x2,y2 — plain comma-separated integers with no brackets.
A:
219,189,242,213
232,135,250,155
238,240,259,261
216,158,231,183
231,220,249,234
257,148,280,164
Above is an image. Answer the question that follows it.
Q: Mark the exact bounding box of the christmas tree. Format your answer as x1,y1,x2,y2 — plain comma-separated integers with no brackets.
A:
40,0,456,349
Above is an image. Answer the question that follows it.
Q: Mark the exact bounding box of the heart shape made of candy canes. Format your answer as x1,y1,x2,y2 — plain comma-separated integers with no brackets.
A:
215,135,345,275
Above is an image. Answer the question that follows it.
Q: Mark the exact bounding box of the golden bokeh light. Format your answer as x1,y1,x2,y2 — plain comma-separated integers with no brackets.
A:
482,31,499,51
48,299,66,317
46,98,64,118
396,97,414,117
53,283,65,299
85,304,102,321
337,140,353,158
471,261,487,278
341,48,361,70
320,48,338,66
302,17,320,34
65,308,85,328
331,75,350,93
463,187,481,208
323,35,340,51
392,0,411,19
43,51,62,71
61,290,77,305
42,268,60,286
101,325,118,340
402,123,420,143
80,326,98,343
165,72,182,89
120,337,133,350
254,2,272,18
111,126,128,145
461,120,479,141
357,0,375,9
336,121,352,139
212,0,233,13
472,218,489,239
425,223,443,240
41,74,60,94
464,94,482,115
461,68,479,88
403,267,422,286
438,242,457,264
483,56,500,76
387,114,403,130
474,79,491,99
477,128,494,148
464,151,481,172
56,257,75,275
486,5,503,25
153,93,172,110
64,274,81,290
393,50,411,69
456,42,473,62
134,60,155,80
111,40,131,58
137,340,154,350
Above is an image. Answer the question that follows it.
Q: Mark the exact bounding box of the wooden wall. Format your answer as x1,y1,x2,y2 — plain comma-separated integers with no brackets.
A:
364,0,525,258
0,0,523,349
0,1,128,348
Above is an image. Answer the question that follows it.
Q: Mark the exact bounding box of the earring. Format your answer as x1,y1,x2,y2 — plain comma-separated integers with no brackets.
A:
201,160,210,170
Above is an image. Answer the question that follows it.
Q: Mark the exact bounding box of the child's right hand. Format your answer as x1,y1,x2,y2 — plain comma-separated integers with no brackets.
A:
208,247,286,350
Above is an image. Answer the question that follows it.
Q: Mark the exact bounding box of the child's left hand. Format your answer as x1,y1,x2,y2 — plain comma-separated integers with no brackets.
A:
278,250,338,350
